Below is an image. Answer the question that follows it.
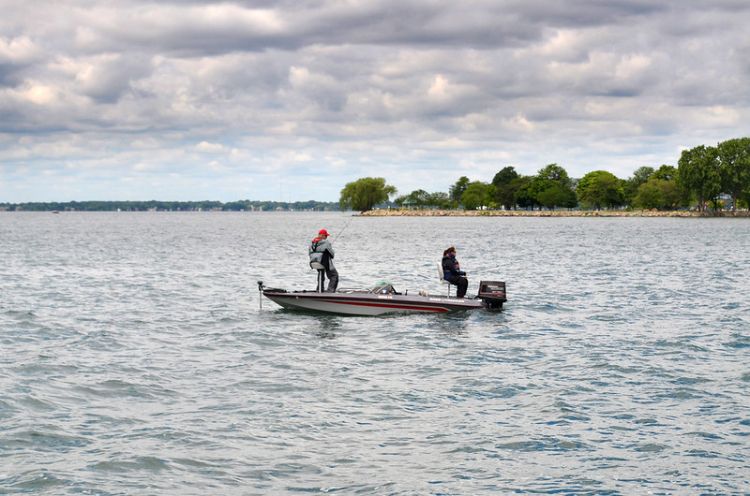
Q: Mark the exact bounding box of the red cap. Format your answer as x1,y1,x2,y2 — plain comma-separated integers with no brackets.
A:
318,229,329,236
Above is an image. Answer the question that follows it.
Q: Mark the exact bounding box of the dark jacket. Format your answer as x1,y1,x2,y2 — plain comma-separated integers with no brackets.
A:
442,254,465,279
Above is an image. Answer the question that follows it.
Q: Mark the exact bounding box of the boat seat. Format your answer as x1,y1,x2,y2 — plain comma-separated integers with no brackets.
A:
438,263,451,296
311,261,325,292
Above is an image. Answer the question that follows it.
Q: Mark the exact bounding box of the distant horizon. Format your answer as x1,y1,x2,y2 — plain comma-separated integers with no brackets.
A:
0,199,338,204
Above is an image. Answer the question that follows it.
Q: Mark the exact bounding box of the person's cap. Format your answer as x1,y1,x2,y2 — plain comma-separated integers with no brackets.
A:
318,229,329,236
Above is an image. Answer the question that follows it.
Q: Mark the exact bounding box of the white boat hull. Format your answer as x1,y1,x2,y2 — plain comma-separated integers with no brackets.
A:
263,291,482,316
259,280,505,316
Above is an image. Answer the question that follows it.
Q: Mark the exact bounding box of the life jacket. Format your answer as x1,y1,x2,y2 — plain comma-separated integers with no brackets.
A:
442,254,460,278
309,236,330,269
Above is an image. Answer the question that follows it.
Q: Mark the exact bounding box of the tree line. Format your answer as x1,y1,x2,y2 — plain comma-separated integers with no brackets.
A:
340,137,750,212
0,200,339,212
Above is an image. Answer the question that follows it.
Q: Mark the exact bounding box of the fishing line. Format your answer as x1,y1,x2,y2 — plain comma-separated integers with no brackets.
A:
332,214,355,245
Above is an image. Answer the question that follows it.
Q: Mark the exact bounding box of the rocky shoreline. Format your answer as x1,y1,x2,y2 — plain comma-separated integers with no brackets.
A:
359,209,750,218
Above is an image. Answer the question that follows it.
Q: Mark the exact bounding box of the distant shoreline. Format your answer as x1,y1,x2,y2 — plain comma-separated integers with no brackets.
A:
0,199,337,212
358,209,750,218
2,207,748,218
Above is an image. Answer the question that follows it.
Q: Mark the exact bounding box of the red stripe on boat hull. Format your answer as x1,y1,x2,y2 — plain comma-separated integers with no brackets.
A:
317,298,449,313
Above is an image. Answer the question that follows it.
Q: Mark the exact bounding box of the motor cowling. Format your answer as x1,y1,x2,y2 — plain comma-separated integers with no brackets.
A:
477,280,506,310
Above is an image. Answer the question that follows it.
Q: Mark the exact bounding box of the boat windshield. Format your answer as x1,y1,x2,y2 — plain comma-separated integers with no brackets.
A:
369,283,399,295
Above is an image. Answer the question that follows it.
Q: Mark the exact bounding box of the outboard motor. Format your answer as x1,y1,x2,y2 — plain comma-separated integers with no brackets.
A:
477,281,506,310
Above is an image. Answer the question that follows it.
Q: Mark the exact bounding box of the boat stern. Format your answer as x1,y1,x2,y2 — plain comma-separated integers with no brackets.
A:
477,280,506,310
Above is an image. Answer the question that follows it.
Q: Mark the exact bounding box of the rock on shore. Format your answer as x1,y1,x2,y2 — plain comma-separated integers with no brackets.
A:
358,209,749,218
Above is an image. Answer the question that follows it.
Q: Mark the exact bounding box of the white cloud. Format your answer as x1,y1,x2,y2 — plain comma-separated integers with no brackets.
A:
427,74,449,99
533,29,585,61
195,141,225,153
18,82,58,105
614,54,652,79
0,36,39,63
1,0,749,201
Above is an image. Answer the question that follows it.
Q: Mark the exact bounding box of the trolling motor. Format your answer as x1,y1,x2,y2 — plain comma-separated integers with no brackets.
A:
257,281,264,309
477,280,507,311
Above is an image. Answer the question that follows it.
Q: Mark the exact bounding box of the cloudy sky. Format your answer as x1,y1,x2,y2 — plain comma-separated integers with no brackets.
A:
1,0,749,202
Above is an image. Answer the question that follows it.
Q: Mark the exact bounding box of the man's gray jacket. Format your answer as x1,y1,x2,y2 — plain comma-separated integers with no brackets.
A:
309,238,335,271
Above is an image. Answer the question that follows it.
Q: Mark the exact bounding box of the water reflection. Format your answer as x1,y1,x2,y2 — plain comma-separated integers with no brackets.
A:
313,314,341,339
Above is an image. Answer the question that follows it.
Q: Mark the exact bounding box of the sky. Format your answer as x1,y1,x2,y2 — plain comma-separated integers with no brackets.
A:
1,0,749,202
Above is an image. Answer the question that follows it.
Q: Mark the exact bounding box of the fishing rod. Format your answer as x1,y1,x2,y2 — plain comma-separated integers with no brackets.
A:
331,214,355,244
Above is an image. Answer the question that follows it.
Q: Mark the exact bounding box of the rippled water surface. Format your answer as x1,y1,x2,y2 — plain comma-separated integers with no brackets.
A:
1,212,749,495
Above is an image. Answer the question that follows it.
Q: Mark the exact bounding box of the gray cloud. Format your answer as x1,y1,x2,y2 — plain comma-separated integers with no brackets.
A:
1,0,749,201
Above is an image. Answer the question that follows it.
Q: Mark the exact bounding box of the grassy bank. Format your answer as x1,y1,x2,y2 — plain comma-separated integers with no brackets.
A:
359,209,750,218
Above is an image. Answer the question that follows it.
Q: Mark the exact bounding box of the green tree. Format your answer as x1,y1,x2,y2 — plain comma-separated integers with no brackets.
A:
717,137,750,211
576,170,624,210
536,183,577,210
652,164,677,181
525,164,577,209
632,166,655,183
449,176,470,204
741,190,750,210
461,181,494,210
633,180,662,210
492,166,521,209
520,177,548,210
513,176,536,209
624,166,654,206
633,178,683,210
394,189,430,208
492,166,519,186
395,190,453,209
426,192,453,209
677,145,721,212
339,177,397,212
537,163,573,187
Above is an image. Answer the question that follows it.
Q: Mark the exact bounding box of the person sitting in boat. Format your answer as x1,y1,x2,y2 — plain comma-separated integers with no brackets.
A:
442,246,468,298
309,229,339,292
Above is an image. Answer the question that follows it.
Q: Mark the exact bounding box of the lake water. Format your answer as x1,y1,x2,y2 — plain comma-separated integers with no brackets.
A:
1,212,748,495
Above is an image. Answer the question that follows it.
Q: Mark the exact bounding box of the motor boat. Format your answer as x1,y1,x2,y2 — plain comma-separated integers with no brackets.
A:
258,280,506,316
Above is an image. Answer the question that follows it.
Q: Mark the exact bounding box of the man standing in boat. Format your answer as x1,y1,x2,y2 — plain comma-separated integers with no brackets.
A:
309,229,338,292
442,246,468,298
